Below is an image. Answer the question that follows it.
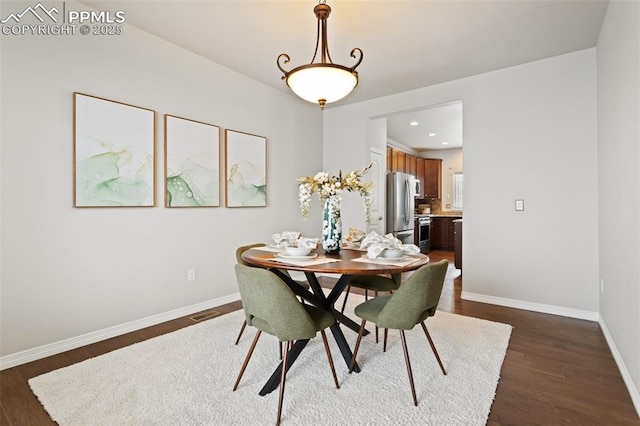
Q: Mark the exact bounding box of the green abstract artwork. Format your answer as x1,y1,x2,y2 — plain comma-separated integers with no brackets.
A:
225,130,267,207
74,93,155,207
165,115,220,207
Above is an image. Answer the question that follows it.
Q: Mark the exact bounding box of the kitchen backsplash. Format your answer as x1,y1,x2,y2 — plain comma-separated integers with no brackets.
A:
415,198,462,216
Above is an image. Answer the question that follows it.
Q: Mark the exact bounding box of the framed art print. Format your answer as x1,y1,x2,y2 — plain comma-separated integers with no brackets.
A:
225,129,266,207
74,93,156,207
164,115,220,207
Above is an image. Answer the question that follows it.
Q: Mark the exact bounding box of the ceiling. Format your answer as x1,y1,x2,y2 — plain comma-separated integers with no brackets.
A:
81,0,609,149
386,100,463,151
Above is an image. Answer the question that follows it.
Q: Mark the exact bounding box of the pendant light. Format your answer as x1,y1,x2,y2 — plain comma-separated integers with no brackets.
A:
277,0,363,110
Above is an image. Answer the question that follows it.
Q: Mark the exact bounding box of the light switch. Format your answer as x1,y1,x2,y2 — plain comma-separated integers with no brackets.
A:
187,268,196,282
515,199,524,211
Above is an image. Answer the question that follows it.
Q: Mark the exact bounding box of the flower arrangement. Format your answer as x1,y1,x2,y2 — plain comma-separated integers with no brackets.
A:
297,164,373,223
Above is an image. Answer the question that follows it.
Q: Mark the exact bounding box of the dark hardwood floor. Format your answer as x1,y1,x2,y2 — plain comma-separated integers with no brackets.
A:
1,250,638,425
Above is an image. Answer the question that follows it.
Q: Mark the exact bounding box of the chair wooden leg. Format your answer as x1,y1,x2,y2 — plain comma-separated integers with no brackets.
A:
399,330,418,406
349,320,367,373
383,328,389,352
320,330,340,389
233,330,262,391
375,291,379,343
276,341,291,426
234,320,247,345
340,286,351,313
420,321,447,375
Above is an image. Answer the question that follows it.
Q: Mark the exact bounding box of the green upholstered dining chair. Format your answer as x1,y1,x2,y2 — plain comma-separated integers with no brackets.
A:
233,264,339,426
234,243,310,346
348,259,449,406
340,273,401,342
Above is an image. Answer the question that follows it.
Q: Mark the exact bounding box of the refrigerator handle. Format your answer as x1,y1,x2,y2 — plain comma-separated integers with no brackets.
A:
404,179,410,228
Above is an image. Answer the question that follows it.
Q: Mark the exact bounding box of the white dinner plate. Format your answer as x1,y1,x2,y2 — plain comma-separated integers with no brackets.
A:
276,253,318,260
380,250,405,258
372,255,413,262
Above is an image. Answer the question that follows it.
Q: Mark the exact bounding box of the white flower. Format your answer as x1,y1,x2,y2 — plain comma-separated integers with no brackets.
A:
297,164,373,224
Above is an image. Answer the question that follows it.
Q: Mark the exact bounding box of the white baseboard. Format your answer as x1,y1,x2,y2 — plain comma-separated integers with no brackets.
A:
0,293,240,371
461,291,599,321
598,316,640,417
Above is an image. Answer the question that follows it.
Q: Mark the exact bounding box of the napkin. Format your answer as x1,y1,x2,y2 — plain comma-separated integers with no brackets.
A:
296,237,320,249
359,231,421,259
271,231,301,247
345,228,367,244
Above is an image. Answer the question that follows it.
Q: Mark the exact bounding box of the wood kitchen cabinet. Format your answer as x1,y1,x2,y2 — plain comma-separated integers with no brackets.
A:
416,158,425,197
387,147,441,199
430,216,456,250
423,158,442,199
396,150,406,173
387,147,421,183
430,218,446,248
389,148,407,173
445,219,455,249
406,154,417,176
454,219,462,270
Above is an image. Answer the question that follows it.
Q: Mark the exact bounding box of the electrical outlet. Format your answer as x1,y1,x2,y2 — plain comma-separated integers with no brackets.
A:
187,268,196,282
515,199,524,211
600,278,604,294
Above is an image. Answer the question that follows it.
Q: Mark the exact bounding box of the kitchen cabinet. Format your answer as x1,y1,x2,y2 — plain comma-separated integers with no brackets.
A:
396,150,406,173
406,155,417,176
389,148,407,173
423,158,442,199
430,218,445,248
416,158,425,197
454,219,462,270
445,219,455,249
387,147,422,184
430,216,457,250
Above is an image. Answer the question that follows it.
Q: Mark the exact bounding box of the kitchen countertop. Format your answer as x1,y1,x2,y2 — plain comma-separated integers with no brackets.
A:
416,213,463,218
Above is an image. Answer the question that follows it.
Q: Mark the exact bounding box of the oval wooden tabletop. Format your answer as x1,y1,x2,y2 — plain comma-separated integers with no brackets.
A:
241,247,430,275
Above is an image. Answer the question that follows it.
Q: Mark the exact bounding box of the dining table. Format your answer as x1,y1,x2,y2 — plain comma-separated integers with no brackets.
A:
241,245,430,396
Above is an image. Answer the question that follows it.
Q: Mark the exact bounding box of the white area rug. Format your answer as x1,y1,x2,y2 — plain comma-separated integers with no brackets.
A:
30,296,512,425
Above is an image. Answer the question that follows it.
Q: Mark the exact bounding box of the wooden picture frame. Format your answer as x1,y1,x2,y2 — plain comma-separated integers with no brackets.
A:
164,115,221,207
73,93,156,207
225,129,267,207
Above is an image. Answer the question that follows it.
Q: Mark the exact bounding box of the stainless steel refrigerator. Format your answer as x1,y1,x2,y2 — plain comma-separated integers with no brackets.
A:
386,172,416,244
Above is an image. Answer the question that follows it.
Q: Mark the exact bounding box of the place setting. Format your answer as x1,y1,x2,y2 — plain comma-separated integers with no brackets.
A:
264,232,340,267
347,230,425,267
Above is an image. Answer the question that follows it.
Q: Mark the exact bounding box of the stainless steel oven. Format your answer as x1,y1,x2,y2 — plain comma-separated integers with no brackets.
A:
417,216,431,253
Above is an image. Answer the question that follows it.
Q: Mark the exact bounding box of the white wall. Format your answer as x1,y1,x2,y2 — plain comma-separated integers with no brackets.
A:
324,49,599,316
423,148,463,212
597,0,640,409
0,1,323,359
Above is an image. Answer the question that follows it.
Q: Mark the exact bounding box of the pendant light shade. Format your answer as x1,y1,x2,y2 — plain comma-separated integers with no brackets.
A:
277,1,363,110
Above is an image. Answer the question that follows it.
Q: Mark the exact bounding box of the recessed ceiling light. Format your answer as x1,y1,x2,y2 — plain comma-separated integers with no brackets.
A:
428,133,436,137
409,121,419,126
442,141,449,145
